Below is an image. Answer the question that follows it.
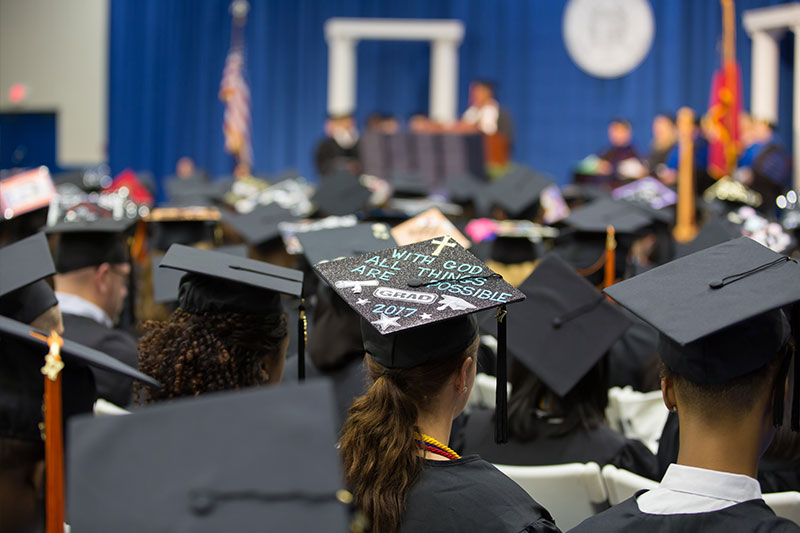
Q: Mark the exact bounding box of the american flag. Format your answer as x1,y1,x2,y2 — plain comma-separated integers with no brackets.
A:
219,43,252,170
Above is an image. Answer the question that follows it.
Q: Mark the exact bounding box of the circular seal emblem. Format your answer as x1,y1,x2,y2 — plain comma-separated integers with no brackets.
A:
563,0,655,79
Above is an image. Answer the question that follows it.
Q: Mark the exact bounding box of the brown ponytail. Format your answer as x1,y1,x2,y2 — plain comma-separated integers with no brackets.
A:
339,345,474,533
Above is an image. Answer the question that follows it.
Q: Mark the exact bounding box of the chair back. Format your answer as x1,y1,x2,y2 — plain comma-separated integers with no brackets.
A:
494,462,607,530
601,463,658,505
763,492,800,525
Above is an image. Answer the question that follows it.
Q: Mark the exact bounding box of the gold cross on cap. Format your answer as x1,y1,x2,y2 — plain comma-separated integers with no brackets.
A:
431,235,457,256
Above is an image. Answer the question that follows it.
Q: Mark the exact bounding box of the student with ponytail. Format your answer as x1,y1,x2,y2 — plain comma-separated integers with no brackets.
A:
316,238,560,533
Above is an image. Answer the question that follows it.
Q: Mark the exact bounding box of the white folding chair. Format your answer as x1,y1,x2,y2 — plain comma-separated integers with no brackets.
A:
93,398,130,417
763,491,800,525
606,386,668,453
494,462,607,531
601,463,659,505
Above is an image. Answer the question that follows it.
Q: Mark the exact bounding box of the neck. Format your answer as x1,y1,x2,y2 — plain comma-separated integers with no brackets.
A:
416,409,455,461
676,413,762,478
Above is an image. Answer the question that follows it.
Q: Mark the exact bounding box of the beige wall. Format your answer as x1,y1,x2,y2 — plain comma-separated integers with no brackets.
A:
0,0,108,166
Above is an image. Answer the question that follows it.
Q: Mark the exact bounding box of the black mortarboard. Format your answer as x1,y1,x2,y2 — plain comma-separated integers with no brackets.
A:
604,237,800,385
46,218,134,273
221,203,298,247
314,236,525,442
478,166,553,219
146,206,220,251
446,172,486,205
159,244,302,315
0,315,160,441
164,175,224,206
67,380,351,532
389,171,430,197
562,197,661,235
151,245,249,304
312,175,372,217
296,223,396,266
502,254,631,397
0,233,58,323
159,244,308,379
674,216,738,258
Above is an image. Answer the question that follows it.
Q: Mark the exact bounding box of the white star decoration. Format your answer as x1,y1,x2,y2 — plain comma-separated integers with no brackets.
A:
371,313,401,332
356,298,370,305
420,313,432,320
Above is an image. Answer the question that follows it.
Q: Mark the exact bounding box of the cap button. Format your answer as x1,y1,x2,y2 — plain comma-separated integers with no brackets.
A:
709,280,724,289
552,317,563,329
407,278,424,288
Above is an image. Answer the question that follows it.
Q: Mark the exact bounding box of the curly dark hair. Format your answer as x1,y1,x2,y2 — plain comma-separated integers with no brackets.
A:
135,308,288,404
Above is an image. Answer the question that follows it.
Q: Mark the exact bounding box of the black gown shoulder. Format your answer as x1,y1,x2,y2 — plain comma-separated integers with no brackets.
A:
400,455,560,533
570,491,800,532
459,408,658,480
61,313,138,407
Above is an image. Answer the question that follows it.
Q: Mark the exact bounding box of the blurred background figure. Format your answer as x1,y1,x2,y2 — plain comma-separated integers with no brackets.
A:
315,113,361,177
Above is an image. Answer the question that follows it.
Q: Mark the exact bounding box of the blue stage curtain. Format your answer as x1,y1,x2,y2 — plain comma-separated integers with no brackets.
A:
109,0,794,201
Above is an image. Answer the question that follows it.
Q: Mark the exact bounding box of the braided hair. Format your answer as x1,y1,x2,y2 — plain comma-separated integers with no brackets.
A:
135,308,288,404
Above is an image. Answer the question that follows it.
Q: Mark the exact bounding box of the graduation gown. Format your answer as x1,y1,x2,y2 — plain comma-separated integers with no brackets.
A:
61,313,138,407
458,408,659,480
400,456,560,533
570,491,800,532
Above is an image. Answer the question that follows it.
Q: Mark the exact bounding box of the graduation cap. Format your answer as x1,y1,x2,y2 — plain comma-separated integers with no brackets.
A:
0,166,55,220
165,175,224,206
314,236,525,442
674,216,739,258
612,176,677,211
46,218,135,273
145,206,221,251
67,380,352,532
562,196,663,235
0,232,58,323
390,207,471,249
296,223,396,266
221,203,298,248
389,171,430,197
446,172,486,205
151,245,249,304
604,237,800,427
501,254,631,397
0,314,159,442
478,166,553,219
313,175,372,217
158,244,308,378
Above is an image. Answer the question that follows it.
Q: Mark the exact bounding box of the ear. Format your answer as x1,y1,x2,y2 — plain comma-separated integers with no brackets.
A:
661,376,677,412
93,263,111,293
456,356,472,392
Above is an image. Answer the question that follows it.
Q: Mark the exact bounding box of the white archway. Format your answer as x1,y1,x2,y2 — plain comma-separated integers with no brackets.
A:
324,18,465,123
743,3,800,189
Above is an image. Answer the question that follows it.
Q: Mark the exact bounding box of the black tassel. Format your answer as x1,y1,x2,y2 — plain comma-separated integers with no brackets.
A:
791,305,800,431
298,300,306,382
495,305,508,444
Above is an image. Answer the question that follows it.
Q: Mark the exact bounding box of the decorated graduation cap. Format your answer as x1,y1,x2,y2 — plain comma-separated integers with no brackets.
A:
221,203,298,248
500,253,631,397
390,207,470,250
0,232,58,323
0,315,160,529
314,236,525,442
296,222,396,266
68,380,352,532
151,245,249,304
46,217,135,273
158,244,308,378
604,237,800,428
313,174,372,217
145,206,221,251
0,166,55,221
478,166,554,219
